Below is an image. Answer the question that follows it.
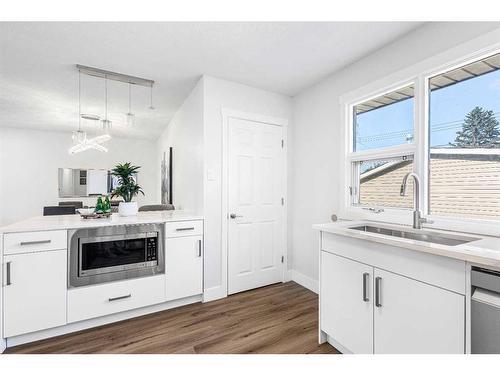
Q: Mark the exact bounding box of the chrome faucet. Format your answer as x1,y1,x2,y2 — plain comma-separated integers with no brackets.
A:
400,172,432,229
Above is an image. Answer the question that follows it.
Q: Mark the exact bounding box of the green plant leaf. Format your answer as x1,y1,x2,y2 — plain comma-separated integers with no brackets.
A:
110,163,144,202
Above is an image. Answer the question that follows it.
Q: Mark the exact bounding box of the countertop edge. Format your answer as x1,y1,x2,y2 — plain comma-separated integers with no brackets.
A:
314,221,500,269
0,212,204,234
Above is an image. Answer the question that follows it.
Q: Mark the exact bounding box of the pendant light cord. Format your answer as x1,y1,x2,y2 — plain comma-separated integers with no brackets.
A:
129,82,132,113
105,76,108,120
150,85,154,109
78,70,81,132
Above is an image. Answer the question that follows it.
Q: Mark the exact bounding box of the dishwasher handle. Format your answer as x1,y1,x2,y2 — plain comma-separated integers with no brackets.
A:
472,268,500,294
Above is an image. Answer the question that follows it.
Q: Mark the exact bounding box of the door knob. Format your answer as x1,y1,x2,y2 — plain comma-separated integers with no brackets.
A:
230,213,243,219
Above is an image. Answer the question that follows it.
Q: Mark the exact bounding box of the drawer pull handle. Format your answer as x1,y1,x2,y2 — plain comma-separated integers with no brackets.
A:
375,277,382,307
362,272,369,302
108,294,132,302
20,239,52,246
176,227,195,231
6,261,12,286
198,239,202,257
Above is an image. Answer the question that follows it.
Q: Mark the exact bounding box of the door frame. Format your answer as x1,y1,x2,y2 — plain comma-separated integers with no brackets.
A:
221,108,289,296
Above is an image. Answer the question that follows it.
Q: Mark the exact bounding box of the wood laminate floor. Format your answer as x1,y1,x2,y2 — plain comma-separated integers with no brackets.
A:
6,281,339,354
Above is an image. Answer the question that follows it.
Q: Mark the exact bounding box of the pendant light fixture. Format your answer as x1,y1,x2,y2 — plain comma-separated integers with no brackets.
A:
126,82,135,126
73,65,155,149
69,71,109,154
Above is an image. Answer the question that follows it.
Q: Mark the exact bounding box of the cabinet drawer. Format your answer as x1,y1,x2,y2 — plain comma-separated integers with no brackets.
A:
4,230,67,255
165,220,203,238
67,275,166,323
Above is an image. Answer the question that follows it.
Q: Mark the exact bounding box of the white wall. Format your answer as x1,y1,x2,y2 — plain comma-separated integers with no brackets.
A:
202,75,292,297
0,127,158,226
291,22,500,283
157,78,204,213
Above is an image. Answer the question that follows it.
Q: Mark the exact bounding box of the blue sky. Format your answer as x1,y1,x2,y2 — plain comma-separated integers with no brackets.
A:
355,69,500,151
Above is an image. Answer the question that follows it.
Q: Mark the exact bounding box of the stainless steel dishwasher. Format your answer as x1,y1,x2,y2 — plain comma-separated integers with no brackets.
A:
471,267,500,353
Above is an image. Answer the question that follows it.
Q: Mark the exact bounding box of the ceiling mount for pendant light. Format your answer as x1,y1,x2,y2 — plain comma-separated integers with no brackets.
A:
127,82,135,126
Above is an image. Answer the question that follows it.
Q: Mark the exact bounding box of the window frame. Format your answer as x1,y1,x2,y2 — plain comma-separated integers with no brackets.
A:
339,34,500,236
344,80,419,223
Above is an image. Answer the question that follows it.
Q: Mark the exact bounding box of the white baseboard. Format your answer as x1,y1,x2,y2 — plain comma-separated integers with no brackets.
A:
203,285,227,302
290,270,318,294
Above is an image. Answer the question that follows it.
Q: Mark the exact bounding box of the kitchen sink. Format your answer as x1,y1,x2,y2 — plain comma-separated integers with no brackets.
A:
349,225,480,246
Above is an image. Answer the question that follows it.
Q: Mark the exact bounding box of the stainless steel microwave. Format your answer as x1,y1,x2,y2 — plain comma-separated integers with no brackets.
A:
68,223,165,287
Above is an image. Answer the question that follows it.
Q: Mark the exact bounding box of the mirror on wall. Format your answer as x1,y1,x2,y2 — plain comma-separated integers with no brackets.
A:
58,168,138,198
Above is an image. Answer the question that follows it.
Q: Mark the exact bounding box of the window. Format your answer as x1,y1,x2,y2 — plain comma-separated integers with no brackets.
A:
428,53,500,220
352,156,414,209
353,85,414,152
345,48,500,225
349,85,416,210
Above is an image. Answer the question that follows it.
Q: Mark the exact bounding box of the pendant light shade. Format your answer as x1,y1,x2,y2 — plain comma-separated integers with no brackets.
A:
68,71,109,154
94,119,112,144
72,130,86,144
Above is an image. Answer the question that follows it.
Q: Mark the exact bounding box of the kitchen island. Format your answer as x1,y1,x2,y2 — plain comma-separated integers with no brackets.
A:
1,211,204,351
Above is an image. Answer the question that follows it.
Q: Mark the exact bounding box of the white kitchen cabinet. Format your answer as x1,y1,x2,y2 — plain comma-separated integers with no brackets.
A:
3,250,67,337
0,235,5,352
68,274,166,323
373,268,465,354
320,252,373,353
166,235,203,301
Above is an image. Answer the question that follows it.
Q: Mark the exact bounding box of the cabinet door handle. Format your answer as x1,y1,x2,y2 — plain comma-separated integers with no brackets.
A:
20,239,51,246
362,272,370,302
6,261,12,286
176,227,195,232
375,276,382,307
108,294,132,302
197,239,202,257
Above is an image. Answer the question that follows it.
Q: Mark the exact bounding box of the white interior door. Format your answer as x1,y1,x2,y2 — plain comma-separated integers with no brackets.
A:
228,117,285,295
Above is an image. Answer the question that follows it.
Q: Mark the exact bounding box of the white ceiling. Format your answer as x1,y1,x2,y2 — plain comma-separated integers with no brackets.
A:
0,22,423,139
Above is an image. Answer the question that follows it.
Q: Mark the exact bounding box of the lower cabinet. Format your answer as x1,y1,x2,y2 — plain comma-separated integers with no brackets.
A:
67,274,166,323
320,251,465,354
373,268,465,354
166,235,203,301
320,251,373,353
3,250,67,337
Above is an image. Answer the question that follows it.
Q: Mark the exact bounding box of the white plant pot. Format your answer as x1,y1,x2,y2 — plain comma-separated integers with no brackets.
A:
118,201,138,217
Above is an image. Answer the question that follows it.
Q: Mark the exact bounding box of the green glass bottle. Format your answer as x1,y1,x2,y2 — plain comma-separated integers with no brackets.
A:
96,196,104,214
104,196,111,213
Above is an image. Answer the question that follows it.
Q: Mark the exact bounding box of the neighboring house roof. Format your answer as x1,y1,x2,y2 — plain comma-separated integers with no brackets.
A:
430,148,500,161
359,149,500,220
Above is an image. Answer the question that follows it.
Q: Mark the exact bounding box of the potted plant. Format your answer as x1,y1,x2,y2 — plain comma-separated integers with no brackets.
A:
110,162,144,216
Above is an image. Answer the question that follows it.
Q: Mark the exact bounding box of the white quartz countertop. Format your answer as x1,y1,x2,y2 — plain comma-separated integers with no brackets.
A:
0,211,203,234
313,220,500,268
